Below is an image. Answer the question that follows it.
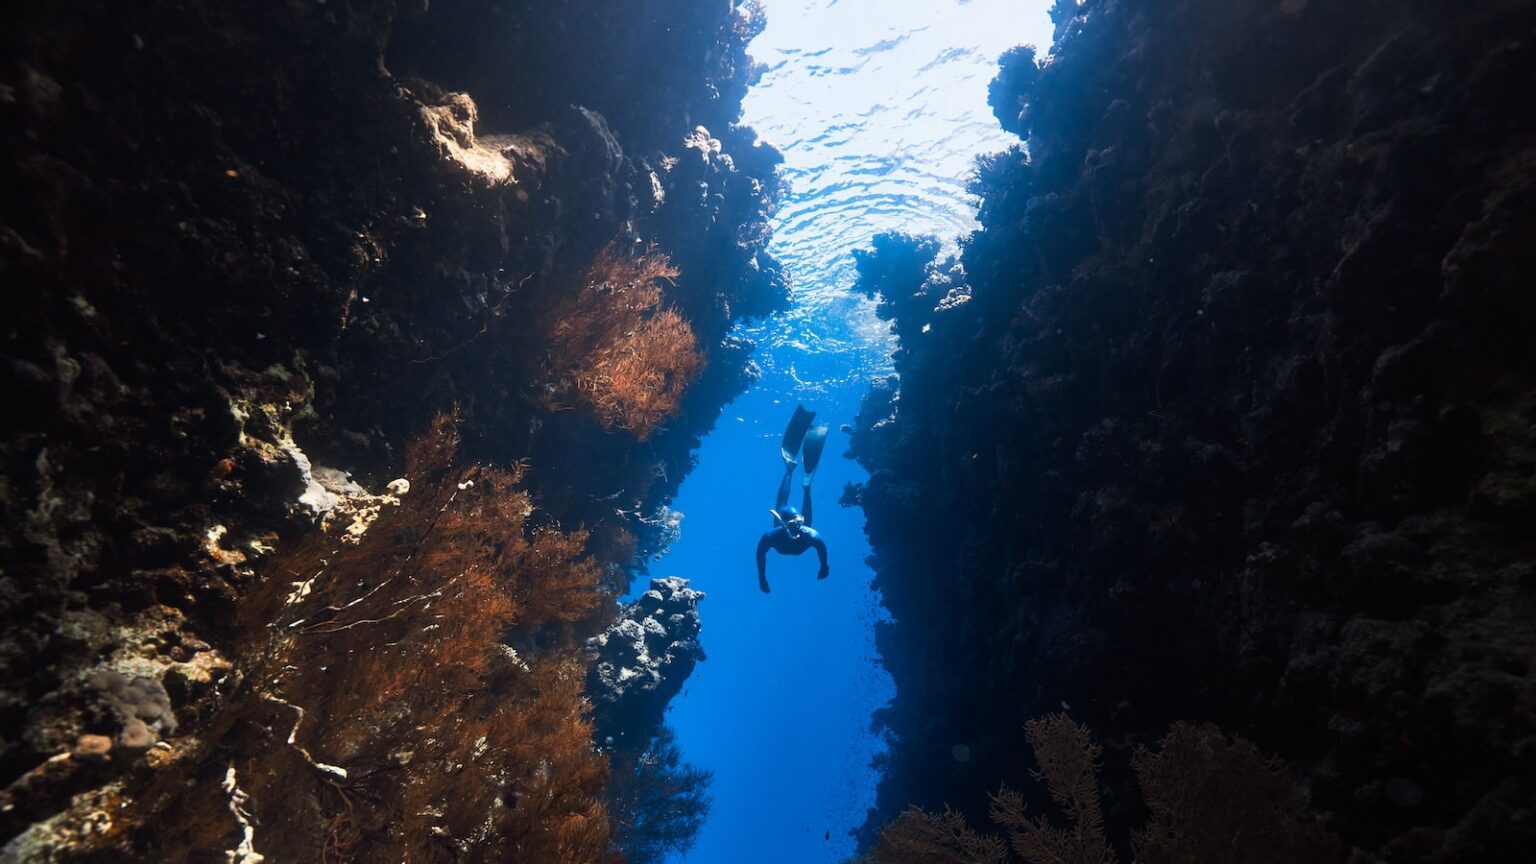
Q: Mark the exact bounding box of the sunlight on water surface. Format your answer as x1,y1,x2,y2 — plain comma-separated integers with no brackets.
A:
740,0,1053,393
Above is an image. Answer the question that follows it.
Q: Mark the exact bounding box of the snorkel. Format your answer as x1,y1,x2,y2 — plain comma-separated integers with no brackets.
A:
772,506,805,538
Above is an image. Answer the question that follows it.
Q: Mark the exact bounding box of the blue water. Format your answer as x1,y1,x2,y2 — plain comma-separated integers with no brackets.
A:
653,2,1054,861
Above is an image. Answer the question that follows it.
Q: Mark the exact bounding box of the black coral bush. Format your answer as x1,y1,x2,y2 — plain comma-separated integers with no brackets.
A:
1132,722,1339,864
864,715,1339,864
139,416,619,863
606,725,712,864
990,715,1115,864
867,808,1010,864
542,244,704,440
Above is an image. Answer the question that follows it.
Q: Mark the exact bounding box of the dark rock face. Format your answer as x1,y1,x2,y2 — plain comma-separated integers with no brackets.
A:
586,576,706,751
1,0,775,856
851,0,1536,859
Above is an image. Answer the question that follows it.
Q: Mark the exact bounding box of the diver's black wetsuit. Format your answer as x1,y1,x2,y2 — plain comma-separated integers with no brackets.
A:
755,462,829,589
755,524,828,582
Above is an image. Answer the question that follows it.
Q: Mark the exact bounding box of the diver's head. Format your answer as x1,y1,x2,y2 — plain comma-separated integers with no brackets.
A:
777,505,805,537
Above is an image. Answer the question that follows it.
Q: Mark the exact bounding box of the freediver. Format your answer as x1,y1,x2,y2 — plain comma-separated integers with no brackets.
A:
756,405,829,594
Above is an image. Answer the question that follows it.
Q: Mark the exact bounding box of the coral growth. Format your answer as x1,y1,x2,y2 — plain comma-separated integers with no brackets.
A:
586,576,706,751
81,671,177,751
862,716,1337,864
585,579,710,863
542,245,704,440
851,1,1536,857
866,809,1008,864
990,717,1113,864
132,417,616,863
1131,723,1340,864
605,725,712,864
2,0,777,854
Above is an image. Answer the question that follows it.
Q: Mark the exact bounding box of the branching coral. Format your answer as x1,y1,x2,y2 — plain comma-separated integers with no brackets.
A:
990,716,1114,864
1131,723,1340,864
543,244,704,440
863,715,1339,864
605,725,712,864
866,807,1009,864
136,415,619,863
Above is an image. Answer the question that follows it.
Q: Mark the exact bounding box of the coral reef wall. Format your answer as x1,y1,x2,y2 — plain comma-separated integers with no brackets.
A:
586,576,706,752
1,1,777,859
850,0,1536,859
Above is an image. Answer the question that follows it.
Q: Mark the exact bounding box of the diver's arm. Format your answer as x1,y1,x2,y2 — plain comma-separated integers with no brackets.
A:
811,535,829,579
755,533,772,592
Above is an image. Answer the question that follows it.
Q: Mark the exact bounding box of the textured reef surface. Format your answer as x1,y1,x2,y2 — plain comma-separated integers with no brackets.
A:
1,1,777,859
586,576,706,753
850,0,1536,860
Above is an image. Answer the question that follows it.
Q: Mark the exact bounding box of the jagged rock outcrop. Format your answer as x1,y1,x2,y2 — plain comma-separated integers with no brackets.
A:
1,0,776,858
586,576,706,752
851,0,1536,860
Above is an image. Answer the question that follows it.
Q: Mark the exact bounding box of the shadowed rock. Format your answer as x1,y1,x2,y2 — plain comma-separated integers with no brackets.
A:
586,576,706,751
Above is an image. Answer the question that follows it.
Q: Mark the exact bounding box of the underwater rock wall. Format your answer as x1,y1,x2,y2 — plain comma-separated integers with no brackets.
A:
851,0,1536,859
586,576,706,751
1,1,776,858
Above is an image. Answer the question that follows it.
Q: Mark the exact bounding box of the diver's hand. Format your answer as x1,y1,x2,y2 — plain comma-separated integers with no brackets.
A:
758,576,771,594
817,565,829,580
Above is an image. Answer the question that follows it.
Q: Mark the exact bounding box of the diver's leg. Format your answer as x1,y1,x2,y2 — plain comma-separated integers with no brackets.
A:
776,461,794,512
801,483,813,527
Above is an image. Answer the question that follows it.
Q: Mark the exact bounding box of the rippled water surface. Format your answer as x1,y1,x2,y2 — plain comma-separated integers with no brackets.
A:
656,3,1053,862
742,0,1051,391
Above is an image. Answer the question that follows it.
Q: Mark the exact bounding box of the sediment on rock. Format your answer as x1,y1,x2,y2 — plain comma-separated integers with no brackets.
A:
850,1,1536,859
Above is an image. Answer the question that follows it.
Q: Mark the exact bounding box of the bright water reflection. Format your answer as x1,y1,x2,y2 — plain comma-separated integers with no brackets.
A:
741,0,1053,393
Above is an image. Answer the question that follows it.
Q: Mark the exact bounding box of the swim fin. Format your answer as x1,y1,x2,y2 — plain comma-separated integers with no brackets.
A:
801,424,829,485
781,404,816,463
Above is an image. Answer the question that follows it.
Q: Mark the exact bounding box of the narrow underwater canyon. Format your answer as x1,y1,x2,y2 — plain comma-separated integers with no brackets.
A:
2,1,1533,863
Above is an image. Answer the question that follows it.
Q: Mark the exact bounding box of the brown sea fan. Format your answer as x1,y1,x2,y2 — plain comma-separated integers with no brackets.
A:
544,244,704,440
138,415,618,864
861,715,1340,864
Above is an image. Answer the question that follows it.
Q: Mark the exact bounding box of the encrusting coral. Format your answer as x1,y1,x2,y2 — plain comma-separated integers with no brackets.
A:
81,671,177,751
585,576,706,751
